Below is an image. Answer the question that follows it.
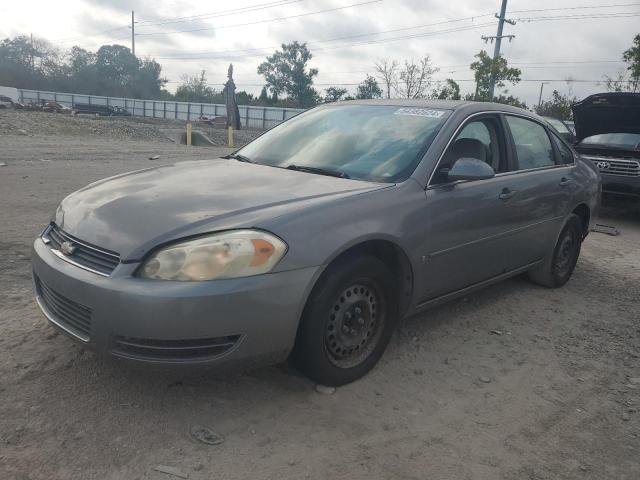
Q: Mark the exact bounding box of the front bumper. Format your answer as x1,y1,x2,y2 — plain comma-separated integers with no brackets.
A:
31,237,320,369
601,173,640,198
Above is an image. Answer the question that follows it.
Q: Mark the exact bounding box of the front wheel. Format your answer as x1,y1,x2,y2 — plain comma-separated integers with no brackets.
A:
292,255,398,386
528,214,583,288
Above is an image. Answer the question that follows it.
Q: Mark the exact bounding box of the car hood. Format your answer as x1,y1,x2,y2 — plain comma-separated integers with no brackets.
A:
572,92,640,142
55,159,387,260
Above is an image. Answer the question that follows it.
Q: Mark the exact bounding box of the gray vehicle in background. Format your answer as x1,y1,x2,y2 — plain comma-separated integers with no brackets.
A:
31,100,600,386
543,116,576,144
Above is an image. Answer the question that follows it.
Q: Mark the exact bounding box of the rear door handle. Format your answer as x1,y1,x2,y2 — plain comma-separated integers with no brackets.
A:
559,177,573,187
499,188,517,200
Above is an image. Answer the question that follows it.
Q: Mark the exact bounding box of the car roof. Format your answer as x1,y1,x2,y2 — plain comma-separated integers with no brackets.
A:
333,98,534,116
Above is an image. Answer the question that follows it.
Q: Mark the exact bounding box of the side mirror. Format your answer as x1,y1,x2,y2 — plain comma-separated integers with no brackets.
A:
447,157,495,182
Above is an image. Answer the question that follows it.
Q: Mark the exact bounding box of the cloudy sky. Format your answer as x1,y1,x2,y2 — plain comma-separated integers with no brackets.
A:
1,0,638,105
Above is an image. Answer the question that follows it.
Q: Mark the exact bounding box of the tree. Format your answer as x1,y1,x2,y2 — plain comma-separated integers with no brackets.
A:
534,90,577,120
0,35,60,90
606,34,640,93
258,86,270,103
94,45,140,96
355,75,382,99
174,70,220,103
324,86,348,103
623,33,640,92
132,58,166,99
603,72,633,93
493,94,528,110
470,50,521,101
374,58,398,99
397,56,439,99
257,41,319,107
432,79,461,100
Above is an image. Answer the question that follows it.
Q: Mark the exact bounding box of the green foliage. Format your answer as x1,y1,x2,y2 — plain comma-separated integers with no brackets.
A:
493,94,527,110
258,86,269,103
432,79,461,100
622,33,640,92
534,90,577,120
470,50,521,101
174,70,221,103
257,41,320,107
603,33,640,93
355,75,382,99
0,35,167,98
324,86,348,103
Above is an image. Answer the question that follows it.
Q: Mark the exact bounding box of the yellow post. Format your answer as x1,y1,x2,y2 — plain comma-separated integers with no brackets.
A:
186,122,192,146
228,126,234,148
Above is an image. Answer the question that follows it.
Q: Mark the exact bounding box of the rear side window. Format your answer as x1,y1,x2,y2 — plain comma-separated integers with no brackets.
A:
551,134,574,165
506,116,555,170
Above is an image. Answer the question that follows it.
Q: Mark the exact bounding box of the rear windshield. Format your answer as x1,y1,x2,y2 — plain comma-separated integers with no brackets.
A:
236,104,450,183
580,133,640,150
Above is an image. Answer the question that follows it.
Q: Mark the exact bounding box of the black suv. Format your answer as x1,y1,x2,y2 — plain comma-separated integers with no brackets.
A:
573,93,640,199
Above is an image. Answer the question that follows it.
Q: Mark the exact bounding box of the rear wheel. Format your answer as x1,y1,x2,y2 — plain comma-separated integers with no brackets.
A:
292,255,398,386
528,214,583,288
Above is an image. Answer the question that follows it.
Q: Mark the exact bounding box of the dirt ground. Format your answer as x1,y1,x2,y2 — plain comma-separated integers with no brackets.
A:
1,113,639,480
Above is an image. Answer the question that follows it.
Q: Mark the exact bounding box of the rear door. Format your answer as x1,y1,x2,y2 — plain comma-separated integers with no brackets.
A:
496,114,574,271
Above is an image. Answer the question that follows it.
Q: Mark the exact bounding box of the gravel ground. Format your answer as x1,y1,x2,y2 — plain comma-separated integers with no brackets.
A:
1,118,639,480
0,109,261,147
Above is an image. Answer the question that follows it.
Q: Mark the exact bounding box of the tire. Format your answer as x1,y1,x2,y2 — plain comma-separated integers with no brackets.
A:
528,214,583,288
292,255,399,386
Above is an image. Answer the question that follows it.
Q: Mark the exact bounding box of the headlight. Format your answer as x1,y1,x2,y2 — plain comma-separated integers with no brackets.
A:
138,230,287,281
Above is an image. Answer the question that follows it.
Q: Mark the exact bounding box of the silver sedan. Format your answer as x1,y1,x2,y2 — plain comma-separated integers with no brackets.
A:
31,100,600,385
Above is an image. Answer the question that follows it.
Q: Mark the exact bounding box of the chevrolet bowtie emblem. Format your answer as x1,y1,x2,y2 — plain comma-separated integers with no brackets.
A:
60,241,77,256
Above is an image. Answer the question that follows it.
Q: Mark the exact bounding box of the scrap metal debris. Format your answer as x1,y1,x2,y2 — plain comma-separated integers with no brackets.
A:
592,224,620,236
153,465,189,479
190,425,224,445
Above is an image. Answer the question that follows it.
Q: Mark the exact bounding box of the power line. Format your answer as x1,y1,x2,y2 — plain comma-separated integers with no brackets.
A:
51,25,130,44
136,0,307,26
153,22,498,60
518,11,640,21
151,14,496,58
136,0,383,36
510,2,640,13
147,8,639,61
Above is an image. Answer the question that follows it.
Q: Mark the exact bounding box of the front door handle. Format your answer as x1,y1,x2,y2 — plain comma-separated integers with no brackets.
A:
499,188,516,200
559,177,573,187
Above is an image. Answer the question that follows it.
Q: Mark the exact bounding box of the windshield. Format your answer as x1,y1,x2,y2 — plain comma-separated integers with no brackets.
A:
236,104,449,182
544,117,569,134
580,133,640,150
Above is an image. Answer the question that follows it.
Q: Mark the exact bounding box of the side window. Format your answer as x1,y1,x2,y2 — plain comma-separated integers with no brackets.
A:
432,118,502,185
506,116,555,170
551,133,574,165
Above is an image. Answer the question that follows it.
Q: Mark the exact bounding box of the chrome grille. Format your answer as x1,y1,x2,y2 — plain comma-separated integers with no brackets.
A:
35,275,92,341
584,156,640,177
43,224,120,276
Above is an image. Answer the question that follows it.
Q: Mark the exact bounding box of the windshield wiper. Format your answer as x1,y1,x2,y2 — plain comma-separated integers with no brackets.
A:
224,153,253,163
286,164,350,179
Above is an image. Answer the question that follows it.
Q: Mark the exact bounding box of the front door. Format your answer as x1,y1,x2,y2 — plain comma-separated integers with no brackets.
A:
420,114,520,301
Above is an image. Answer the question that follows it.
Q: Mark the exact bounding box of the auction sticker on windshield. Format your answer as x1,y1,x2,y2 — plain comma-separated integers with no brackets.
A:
394,108,446,118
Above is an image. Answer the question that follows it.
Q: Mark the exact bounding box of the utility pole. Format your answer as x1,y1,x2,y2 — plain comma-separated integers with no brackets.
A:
481,0,516,100
30,33,34,73
131,11,136,56
538,82,549,107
